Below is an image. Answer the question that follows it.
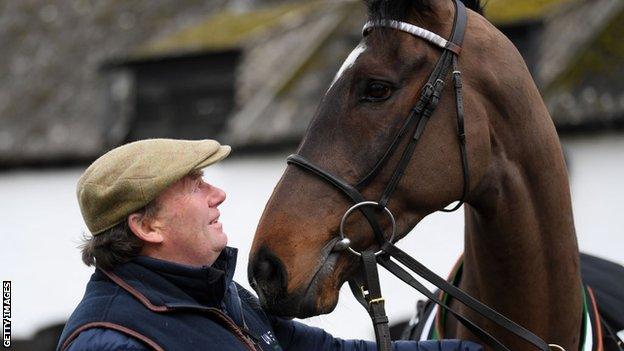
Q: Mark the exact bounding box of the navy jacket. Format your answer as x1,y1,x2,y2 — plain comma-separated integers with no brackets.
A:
58,247,482,351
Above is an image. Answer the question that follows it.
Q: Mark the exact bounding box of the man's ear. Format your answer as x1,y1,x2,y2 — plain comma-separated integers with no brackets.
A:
128,213,164,244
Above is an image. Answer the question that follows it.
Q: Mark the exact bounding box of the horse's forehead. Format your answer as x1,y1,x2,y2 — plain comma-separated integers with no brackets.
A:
328,31,427,91
328,42,367,90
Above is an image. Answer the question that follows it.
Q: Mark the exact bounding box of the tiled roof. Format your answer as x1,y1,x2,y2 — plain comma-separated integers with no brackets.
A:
485,0,575,25
540,0,624,130
134,1,326,58
3,0,622,166
0,0,229,167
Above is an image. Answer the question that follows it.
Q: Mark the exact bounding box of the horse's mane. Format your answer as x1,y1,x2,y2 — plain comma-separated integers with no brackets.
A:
364,0,483,20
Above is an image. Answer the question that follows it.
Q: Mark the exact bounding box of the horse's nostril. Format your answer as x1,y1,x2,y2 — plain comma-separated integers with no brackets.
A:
250,248,287,297
254,257,281,285
256,259,273,280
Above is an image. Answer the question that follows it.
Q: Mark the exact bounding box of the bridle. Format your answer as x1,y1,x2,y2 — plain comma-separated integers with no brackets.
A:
285,1,563,351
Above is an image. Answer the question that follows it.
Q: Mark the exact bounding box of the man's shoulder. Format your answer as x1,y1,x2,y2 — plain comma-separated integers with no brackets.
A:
65,328,150,351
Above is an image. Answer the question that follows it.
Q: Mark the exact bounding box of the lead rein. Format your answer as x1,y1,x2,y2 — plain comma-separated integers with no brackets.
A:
375,242,552,351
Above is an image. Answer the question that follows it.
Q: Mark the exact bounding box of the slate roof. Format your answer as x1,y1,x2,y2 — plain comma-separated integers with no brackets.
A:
135,1,326,57
484,0,575,25
1,0,622,166
538,0,624,131
0,0,231,166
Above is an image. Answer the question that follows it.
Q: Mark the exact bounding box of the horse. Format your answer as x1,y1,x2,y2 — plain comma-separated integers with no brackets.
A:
248,0,622,350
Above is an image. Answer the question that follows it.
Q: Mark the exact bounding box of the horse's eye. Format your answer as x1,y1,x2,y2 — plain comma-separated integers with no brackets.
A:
362,81,392,102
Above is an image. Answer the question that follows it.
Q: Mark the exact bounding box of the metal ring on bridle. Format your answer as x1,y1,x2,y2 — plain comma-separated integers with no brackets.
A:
339,201,397,257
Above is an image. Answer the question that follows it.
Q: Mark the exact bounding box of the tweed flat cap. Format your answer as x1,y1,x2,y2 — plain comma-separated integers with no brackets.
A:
77,138,231,235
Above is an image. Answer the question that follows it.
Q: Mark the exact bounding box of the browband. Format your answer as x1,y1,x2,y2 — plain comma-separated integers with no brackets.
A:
363,20,462,55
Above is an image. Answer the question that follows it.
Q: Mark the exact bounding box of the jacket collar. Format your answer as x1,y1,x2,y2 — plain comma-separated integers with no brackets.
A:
98,247,238,311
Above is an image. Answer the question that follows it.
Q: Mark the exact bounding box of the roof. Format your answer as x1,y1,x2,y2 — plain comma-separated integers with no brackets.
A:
133,1,326,59
485,0,576,25
541,0,624,130
546,6,624,93
3,0,622,167
0,0,228,168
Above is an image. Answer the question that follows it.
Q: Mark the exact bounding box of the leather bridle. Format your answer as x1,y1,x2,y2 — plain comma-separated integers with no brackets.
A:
285,1,562,350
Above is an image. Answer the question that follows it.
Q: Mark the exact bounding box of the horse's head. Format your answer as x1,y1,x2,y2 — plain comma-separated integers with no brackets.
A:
249,0,525,318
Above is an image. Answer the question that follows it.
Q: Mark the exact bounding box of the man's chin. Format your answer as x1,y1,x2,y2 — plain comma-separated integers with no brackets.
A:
209,231,228,251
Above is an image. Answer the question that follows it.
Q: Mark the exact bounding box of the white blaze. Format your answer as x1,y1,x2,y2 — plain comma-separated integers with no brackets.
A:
329,43,367,90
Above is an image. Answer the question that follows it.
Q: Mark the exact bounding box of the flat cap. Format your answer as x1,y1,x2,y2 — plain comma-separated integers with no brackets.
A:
77,138,231,235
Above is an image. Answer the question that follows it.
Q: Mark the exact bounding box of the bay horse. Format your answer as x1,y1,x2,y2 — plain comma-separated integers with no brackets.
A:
248,0,609,350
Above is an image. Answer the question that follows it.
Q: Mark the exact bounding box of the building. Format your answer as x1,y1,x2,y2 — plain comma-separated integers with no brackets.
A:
1,0,622,166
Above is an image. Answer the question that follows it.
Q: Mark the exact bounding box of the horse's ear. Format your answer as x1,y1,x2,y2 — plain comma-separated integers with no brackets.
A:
361,0,384,19
362,0,426,20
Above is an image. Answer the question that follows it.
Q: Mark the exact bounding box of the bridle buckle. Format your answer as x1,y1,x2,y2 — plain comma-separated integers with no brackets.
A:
368,297,385,305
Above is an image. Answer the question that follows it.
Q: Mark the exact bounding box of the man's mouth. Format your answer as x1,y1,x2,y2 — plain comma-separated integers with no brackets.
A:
209,214,220,225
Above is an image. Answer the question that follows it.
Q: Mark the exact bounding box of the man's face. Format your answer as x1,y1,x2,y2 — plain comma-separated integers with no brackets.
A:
150,171,227,266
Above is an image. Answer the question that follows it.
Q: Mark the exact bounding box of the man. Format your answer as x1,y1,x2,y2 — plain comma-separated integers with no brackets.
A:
57,138,482,351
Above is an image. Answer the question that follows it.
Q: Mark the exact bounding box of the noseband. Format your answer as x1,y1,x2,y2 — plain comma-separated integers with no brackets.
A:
285,1,561,350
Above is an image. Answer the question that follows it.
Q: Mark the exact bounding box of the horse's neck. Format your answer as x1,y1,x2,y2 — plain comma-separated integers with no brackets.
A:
448,119,582,350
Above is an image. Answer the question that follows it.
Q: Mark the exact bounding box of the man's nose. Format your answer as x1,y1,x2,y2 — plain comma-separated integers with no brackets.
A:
210,186,226,207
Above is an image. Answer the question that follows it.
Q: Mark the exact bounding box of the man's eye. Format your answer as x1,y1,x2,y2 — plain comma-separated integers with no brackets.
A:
362,82,392,102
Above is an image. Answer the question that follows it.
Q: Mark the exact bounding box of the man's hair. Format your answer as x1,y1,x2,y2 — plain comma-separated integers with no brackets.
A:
80,200,160,271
